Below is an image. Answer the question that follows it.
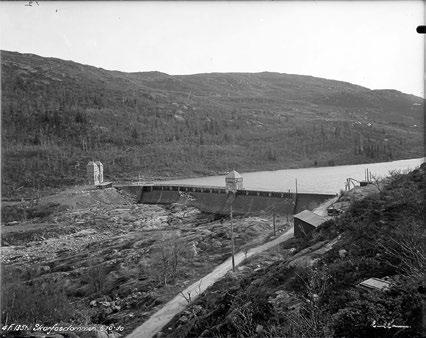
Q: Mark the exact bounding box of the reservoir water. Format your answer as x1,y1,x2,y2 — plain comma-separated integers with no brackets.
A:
162,158,424,194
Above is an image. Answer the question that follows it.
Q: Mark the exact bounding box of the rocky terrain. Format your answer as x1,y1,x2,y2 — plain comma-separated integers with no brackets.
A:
3,169,418,338
1,186,288,337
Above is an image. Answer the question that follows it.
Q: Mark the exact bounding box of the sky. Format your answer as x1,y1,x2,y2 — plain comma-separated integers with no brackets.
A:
0,1,424,97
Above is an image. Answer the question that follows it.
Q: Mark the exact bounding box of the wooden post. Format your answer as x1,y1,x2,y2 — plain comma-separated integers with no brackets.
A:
230,203,235,272
293,179,298,215
287,189,290,223
273,213,276,236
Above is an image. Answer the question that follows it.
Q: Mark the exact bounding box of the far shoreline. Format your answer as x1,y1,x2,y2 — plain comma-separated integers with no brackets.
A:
152,156,425,183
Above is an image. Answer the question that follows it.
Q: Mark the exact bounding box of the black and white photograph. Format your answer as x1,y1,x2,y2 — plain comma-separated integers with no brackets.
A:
0,1,424,337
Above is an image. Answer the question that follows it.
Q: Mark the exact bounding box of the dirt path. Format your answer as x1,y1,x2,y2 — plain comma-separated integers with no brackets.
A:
127,226,294,338
312,196,338,217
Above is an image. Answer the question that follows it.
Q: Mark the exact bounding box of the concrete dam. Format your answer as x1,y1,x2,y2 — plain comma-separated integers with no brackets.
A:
117,183,336,216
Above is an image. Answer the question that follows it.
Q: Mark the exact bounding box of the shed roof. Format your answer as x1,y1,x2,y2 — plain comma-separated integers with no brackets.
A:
226,170,242,179
358,277,391,291
293,210,327,228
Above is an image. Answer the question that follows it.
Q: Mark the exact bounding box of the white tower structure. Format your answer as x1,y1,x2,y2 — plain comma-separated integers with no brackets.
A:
225,170,243,192
87,161,100,185
95,161,104,184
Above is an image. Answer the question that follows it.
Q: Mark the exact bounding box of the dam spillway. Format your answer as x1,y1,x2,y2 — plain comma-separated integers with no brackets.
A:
116,184,336,216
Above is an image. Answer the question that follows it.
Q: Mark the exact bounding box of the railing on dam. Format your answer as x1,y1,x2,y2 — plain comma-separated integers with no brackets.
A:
141,184,295,199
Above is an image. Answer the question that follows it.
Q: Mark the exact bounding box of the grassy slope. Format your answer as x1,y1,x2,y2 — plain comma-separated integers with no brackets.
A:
1,50,424,197
161,164,425,337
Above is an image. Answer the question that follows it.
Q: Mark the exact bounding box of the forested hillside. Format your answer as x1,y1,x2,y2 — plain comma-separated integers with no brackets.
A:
1,50,423,196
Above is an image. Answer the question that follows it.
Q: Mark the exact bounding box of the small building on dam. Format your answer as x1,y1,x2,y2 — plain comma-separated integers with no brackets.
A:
225,170,243,191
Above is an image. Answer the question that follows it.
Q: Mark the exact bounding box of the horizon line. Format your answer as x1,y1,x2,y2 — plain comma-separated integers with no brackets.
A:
1,48,422,98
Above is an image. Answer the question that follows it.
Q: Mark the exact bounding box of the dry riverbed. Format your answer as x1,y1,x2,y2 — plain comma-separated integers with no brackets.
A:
1,186,288,337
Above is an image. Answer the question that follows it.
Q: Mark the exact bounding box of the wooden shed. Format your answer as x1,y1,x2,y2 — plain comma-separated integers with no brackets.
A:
294,210,327,238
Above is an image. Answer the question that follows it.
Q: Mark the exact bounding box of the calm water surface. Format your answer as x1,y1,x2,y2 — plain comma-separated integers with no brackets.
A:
162,158,424,194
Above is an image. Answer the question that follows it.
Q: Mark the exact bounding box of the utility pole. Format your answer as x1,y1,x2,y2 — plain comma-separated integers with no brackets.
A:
287,189,290,223
230,202,235,272
294,179,298,215
273,212,276,236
